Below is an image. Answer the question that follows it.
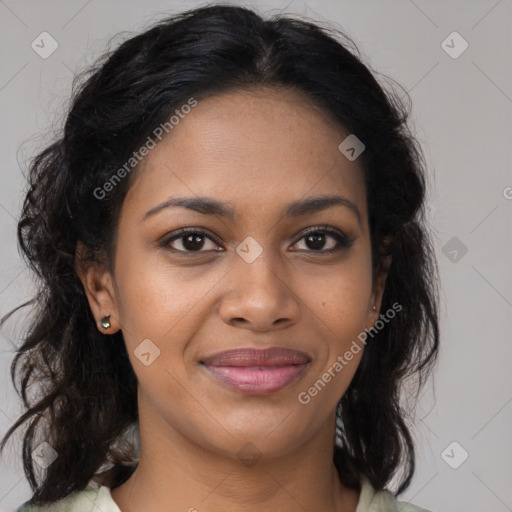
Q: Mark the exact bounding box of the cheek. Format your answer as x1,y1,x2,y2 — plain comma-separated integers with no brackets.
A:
112,238,207,340
312,255,373,328
112,248,205,402
307,254,373,375
298,283,369,411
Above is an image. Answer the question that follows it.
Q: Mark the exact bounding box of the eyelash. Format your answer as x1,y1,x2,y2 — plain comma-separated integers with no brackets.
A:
160,225,354,255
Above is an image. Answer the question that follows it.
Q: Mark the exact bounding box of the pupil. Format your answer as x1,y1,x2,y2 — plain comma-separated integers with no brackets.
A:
307,232,325,250
183,234,204,251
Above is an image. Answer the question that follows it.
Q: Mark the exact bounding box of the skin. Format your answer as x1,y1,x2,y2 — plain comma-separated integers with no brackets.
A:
77,86,390,512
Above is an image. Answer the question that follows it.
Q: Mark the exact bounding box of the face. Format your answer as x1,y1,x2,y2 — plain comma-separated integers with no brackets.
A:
79,87,387,461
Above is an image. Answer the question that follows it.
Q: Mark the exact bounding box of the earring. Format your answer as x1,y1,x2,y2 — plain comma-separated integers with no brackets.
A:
100,315,111,329
372,305,376,310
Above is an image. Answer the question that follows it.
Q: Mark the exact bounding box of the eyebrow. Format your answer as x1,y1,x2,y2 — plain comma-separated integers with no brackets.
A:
143,194,361,225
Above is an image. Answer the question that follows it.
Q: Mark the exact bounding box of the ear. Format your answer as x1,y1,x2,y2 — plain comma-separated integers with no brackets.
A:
367,244,393,327
75,241,121,334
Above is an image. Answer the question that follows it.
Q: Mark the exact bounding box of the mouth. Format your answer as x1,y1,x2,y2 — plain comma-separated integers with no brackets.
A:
200,347,311,395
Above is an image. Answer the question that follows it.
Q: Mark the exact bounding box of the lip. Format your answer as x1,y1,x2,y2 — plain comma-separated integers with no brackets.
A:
200,347,311,395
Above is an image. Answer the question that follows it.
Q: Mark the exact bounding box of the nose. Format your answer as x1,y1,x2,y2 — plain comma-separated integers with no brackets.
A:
218,251,301,332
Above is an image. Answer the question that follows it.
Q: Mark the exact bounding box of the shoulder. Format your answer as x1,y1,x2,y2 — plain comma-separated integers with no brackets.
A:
357,476,432,512
15,485,120,512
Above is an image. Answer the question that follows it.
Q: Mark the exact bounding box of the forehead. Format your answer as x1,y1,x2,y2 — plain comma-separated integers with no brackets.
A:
123,87,367,224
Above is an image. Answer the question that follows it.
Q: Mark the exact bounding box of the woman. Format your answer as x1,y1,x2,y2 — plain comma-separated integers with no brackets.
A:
1,4,439,511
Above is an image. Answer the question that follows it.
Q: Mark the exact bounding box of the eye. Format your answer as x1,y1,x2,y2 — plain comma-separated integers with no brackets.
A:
291,226,354,253
161,225,354,255
162,228,222,253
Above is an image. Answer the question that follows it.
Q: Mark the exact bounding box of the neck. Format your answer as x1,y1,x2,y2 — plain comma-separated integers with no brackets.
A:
110,394,360,512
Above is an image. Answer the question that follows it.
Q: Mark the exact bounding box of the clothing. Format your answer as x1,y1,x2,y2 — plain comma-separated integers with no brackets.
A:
16,476,432,512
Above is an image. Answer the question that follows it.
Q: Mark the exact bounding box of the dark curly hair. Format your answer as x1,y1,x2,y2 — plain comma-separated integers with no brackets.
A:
0,3,440,506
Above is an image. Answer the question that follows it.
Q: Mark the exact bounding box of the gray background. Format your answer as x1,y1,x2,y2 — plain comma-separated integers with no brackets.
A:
1,1,511,511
